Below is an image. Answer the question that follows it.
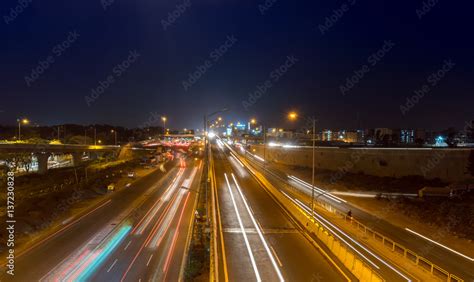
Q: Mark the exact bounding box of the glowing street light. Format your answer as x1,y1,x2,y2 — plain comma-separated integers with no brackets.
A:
288,111,298,121
111,129,118,145
288,111,317,218
17,118,30,141
250,118,257,124
162,116,167,135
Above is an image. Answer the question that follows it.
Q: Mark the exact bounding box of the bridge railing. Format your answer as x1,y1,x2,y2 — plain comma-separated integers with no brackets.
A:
315,199,465,282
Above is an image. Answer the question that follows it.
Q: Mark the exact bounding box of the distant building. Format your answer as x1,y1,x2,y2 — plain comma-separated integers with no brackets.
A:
357,129,365,143
344,131,358,143
267,128,293,139
400,129,415,144
375,128,393,142
322,129,333,141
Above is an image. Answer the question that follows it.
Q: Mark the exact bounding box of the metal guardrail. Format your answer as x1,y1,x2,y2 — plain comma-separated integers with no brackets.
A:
316,200,465,282
293,204,385,282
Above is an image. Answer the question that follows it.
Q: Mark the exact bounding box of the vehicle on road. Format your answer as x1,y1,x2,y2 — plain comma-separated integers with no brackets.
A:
107,183,116,191
127,171,136,178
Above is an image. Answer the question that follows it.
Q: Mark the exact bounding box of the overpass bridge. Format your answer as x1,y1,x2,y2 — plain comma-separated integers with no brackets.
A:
0,143,121,174
141,134,200,150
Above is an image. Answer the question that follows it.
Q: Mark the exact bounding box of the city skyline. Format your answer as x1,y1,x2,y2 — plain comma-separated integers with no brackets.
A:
1,1,473,130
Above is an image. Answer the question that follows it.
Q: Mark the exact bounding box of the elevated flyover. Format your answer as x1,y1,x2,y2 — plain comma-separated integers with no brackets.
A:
0,143,120,174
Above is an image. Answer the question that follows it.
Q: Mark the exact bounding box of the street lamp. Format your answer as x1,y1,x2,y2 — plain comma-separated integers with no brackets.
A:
17,118,29,141
162,116,167,135
288,111,317,218
111,129,118,145
288,111,298,121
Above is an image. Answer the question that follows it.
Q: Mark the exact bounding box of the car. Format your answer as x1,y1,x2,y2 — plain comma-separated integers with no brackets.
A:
107,183,116,191
127,171,136,178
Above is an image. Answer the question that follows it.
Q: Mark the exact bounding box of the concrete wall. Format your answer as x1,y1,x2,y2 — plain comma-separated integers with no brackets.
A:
249,145,474,182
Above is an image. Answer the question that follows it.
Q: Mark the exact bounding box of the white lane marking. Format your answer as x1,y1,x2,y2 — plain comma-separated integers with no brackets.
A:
124,240,132,251
146,254,154,267
257,221,264,234
107,259,118,273
231,173,285,282
224,173,262,282
405,228,474,262
270,246,283,268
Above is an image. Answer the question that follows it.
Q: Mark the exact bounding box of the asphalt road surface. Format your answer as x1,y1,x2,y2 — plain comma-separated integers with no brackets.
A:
1,157,202,281
212,140,348,281
239,145,474,282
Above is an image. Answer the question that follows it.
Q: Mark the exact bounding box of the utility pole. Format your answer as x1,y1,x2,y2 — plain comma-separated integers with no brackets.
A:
263,124,266,169
310,117,316,217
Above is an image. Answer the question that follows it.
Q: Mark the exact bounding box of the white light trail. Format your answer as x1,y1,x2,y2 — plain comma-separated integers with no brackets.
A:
291,196,412,281
231,173,285,282
224,173,261,282
405,228,474,262
230,152,244,167
253,154,265,162
288,196,379,269
288,175,346,203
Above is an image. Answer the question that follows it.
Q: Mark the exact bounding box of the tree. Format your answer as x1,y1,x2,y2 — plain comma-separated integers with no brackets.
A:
67,135,92,145
16,152,34,172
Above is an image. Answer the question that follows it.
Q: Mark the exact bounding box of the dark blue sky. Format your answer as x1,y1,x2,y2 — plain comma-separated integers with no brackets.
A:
1,0,473,130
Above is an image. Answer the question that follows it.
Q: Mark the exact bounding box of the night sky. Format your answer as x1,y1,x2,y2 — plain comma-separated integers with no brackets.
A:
1,0,473,130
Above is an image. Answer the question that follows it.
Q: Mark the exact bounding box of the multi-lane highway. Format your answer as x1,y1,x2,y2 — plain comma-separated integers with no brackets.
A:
237,143,474,281
1,157,202,281
211,139,351,281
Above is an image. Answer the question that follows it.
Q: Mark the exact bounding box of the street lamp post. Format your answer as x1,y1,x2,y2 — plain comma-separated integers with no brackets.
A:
289,112,317,217
111,129,118,145
17,118,29,141
310,117,316,216
162,116,167,135
263,124,266,169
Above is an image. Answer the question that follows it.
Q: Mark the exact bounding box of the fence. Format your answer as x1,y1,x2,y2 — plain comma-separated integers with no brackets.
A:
316,199,464,282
